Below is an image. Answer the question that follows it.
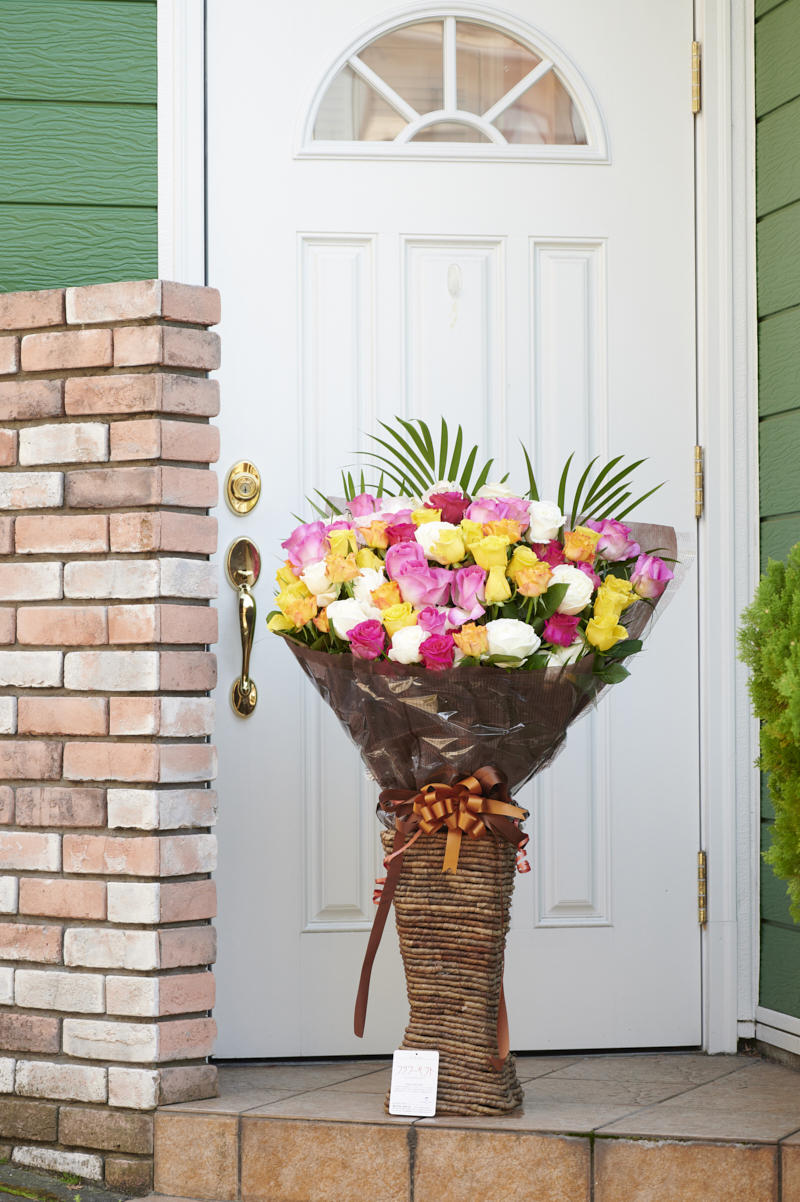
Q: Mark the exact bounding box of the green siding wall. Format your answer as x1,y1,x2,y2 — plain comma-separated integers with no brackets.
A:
0,0,157,293
756,0,800,1020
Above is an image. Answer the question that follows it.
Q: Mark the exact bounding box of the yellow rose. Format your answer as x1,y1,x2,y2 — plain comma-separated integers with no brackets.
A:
484,519,524,543
412,508,441,525
460,519,484,550
431,527,466,566
371,581,402,611
586,616,628,652
276,560,300,588
453,622,489,658
325,552,359,583
516,562,553,597
361,520,389,549
382,602,418,637
277,583,317,628
313,609,329,634
563,526,601,563
506,545,539,582
471,535,510,570
484,565,512,604
356,548,383,571
267,612,294,633
328,528,357,557
593,577,636,623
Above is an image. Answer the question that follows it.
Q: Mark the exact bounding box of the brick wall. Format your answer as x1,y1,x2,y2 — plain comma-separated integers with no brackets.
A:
0,280,220,1194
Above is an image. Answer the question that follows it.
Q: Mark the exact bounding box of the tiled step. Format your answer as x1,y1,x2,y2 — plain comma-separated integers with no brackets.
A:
150,1052,800,1202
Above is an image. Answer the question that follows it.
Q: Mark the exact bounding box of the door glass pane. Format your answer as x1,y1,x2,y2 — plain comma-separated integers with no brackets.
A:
456,20,540,114
313,65,407,141
409,122,490,143
494,73,587,144
359,21,444,114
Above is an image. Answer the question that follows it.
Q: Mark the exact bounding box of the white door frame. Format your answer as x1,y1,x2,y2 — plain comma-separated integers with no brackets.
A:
157,0,760,1055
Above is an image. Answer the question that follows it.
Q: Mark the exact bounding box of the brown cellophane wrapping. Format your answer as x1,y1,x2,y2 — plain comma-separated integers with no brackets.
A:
381,829,522,1115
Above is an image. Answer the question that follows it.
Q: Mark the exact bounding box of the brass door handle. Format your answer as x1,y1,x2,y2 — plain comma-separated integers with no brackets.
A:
226,538,261,717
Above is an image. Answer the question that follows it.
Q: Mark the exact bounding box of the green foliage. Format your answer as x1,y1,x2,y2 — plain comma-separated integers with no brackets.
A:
739,543,800,922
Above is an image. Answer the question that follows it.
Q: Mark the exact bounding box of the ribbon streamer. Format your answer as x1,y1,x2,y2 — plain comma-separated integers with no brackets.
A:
354,765,529,1069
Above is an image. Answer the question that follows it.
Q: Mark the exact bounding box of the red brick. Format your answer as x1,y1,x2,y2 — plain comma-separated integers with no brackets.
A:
159,745,217,784
109,511,217,554
0,610,14,645
0,429,17,465
21,328,112,371
0,288,65,330
0,1013,60,1053
159,651,217,691
64,373,219,417
107,604,158,644
0,742,62,781
0,519,12,555
15,515,108,554
161,466,218,507
110,417,219,464
59,1105,153,1154
158,1016,216,1061
0,379,62,420
160,604,218,645
19,877,106,920
15,786,105,828
65,466,160,508
0,923,62,963
160,374,219,415
63,742,160,784
159,880,216,923
0,786,13,824
159,926,216,969
62,834,160,876
0,337,19,375
108,697,159,736
18,697,108,736
17,606,107,646
0,830,59,871
113,326,220,371
162,282,221,326
66,280,161,324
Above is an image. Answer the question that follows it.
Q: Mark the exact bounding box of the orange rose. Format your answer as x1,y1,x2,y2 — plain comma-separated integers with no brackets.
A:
282,594,317,627
325,552,359,583
516,562,553,597
361,520,389,549
484,519,524,543
563,526,601,563
313,609,329,633
453,622,489,658
371,581,402,610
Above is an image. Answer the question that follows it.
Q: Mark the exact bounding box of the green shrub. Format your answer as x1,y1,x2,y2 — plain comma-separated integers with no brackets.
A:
739,543,800,921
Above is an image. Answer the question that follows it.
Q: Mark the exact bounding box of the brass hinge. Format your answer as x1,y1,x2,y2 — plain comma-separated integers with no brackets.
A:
694,445,704,518
691,41,701,113
698,850,707,926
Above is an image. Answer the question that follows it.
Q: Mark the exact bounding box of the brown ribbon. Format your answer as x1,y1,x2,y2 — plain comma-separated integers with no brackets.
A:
354,766,529,1070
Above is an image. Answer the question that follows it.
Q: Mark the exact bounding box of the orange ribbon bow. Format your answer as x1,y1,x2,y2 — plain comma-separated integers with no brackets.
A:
354,766,529,1068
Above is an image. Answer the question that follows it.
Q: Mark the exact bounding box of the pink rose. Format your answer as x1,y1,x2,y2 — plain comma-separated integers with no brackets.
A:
385,518,417,545
451,565,486,620
420,633,456,670
543,613,580,647
281,521,328,570
532,539,566,568
418,606,449,636
396,565,453,607
348,619,386,660
426,490,470,524
348,493,377,518
585,519,641,562
631,554,673,599
385,540,426,579
466,496,529,530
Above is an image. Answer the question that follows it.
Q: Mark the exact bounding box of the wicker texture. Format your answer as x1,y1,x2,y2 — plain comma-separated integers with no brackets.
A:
382,829,523,1115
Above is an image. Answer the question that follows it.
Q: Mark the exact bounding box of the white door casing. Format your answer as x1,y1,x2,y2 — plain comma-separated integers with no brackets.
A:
180,0,759,1052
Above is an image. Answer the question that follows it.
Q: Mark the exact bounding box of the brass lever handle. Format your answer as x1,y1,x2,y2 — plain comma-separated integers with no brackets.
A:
225,538,261,718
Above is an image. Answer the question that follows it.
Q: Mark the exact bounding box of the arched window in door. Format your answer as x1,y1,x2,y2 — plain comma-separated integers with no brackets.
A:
303,10,607,161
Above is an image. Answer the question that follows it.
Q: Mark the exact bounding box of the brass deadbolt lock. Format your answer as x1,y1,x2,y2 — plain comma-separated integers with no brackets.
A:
226,461,261,514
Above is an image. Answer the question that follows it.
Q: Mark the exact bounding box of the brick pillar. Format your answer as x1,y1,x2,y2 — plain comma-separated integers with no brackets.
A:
0,281,220,1195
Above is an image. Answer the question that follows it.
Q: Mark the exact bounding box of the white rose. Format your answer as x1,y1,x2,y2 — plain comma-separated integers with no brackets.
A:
326,598,370,640
549,564,594,615
475,481,517,500
484,618,541,663
415,520,458,558
387,625,427,664
527,500,565,542
300,559,339,607
547,639,584,667
352,568,385,619
422,480,460,504
380,495,421,513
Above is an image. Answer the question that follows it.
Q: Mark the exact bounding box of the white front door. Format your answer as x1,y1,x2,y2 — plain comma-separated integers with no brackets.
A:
207,0,700,1056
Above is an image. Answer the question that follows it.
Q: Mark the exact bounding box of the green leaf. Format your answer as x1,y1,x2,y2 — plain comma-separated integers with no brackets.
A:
581,482,632,522
557,453,575,514
537,582,570,620
471,457,495,493
570,456,599,528
580,455,626,509
605,638,643,661
522,651,550,670
595,491,632,521
581,459,646,515
520,440,539,501
362,444,429,492
396,417,435,470
376,423,433,487
448,425,464,482
616,481,665,519
437,416,449,480
595,662,630,684
458,444,479,493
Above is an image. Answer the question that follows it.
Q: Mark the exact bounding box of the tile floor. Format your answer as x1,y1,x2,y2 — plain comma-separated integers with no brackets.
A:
146,1050,800,1202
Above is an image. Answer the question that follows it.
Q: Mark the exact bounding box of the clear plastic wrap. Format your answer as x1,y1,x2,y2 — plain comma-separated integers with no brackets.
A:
284,523,680,796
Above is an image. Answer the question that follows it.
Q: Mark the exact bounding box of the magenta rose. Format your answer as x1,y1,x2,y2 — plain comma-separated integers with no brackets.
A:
348,492,377,518
631,554,673,599
425,490,471,524
418,607,449,636
543,613,580,647
385,540,426,579
420,633,456,670
385,518,417,545
396,565,453,607
575,561,602,590
281,520,328,570
348,620,386,660
585,519,641,562
451,565,486,620
532,539,566,568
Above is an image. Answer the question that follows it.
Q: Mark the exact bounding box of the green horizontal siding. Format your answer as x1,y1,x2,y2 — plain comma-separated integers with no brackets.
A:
0,0,157,294
756,0,800,1023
